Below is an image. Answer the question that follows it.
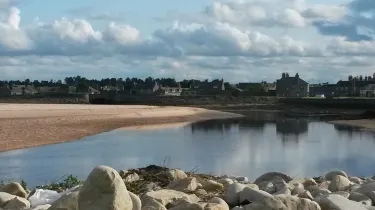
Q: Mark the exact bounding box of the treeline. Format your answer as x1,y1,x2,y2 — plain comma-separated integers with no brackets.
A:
0,76,226,88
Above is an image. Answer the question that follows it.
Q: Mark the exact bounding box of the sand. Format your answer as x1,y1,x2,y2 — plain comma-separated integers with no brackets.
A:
0,104,241,152
330,119,375,131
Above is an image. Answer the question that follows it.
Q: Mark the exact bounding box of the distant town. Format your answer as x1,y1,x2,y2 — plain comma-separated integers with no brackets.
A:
0,73,375,98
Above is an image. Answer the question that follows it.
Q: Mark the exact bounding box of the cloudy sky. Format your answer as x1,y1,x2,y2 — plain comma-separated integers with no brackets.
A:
0,0,375,83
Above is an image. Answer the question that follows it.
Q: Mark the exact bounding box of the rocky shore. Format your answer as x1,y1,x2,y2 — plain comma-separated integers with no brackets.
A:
1,165,375,210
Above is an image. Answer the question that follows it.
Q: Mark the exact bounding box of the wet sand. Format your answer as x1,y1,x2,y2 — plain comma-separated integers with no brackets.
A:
330,119,375,131
0,104,241,152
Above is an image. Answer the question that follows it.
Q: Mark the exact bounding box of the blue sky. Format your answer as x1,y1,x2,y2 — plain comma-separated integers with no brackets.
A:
1,0,375,82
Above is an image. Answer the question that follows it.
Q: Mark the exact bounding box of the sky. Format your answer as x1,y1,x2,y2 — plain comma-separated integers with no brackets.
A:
1,0,375,83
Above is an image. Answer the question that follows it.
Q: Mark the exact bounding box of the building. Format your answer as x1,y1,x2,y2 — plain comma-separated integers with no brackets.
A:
309,83,336,97
360,84,375,97
159,84,182,96
182,79,225,96
276,73,308,97
0,87,11,97
9,85,38,95
130,82,160,95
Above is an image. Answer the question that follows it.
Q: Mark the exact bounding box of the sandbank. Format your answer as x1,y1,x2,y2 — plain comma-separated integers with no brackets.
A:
330,119,375,131
0,104,241,152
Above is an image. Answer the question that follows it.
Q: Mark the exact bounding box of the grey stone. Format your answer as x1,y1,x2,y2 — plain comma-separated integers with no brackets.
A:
254,172,292,185
315,194,368,210
324,171,348,181
239,187,273,204
349,192,372,206
328,175,351,192
49,191,78,210
141,189,187,206
78,165,133,210
223,183,246,207
0,182,27,198
129,192,141,210
168,177,197,193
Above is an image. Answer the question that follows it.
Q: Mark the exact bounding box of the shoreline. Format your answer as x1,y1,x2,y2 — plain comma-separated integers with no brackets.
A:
329,119,375,131
0,104,242,152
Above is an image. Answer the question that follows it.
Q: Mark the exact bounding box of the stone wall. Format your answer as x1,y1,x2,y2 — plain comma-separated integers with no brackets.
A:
89,94,278,106
0,93,89,104
280,98,375,109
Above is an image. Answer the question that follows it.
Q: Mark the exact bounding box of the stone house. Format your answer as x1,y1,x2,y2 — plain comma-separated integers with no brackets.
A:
182,79,225,96
276,73,308,97
130,82,160,95
360,84,375,97
309,83,336,97
9,85,38,95
159,84,182,96
0,87,11,96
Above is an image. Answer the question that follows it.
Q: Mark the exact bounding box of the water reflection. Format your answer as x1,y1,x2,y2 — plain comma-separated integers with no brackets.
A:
1,114,375,187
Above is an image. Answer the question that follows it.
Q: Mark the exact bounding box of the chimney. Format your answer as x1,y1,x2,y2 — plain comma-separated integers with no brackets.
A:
282,73,286,78
348,75,353,81
295,73,299,79
286,73,289,78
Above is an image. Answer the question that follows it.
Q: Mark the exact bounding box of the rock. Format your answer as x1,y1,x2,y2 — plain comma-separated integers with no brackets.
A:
235,177,249,183
78,165,133,210
164,169,188,181
0,182,27,198
349,177,363,185
141,198,167,210
242,197,286,210
231,207,244,210
332,191,350,198
129,192,141,210
298,190,314,200
258,181,276,194
218,179,234,189
349,192,372,206
310,188,332,198
239,187,273,204
273,187,291,196
202,180,224,192
124,173,140,183
29,204,52,210
205,203,229,210
315,194,368,210
292,185,305,195
194,189,208,197
324,171,348,181
168,177,197,193
254,172,292,185
196,183,203,189
275,195,321,210
141,182,161,193
318,181,331,190
0,192,16,207
355,182,375,203
328,175,351,192
223,183,246,206
119,170,129,178
167,194,200,208
49,191,78,210
209,197,229,210
168,203,204,210
244,184,258,190
141,189,187,206
3,196,30,210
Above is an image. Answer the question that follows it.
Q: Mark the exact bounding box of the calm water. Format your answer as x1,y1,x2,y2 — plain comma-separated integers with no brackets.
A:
1,112,375,186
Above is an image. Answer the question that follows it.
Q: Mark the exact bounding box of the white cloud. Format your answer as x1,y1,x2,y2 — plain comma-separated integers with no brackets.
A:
0,0,375,82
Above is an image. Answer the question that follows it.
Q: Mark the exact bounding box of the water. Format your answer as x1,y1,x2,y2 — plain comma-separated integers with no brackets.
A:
1,111,375,187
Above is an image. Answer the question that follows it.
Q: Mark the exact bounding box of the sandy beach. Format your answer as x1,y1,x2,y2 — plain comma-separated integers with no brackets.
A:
0,104,241,152
330,119,375,131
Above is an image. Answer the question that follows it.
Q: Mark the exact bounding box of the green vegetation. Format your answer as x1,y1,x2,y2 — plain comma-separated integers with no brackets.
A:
36,175,81,192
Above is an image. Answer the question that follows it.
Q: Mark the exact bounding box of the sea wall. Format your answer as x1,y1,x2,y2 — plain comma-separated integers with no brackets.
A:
0,93,89,104
89,94,278,106
280,98,375,109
